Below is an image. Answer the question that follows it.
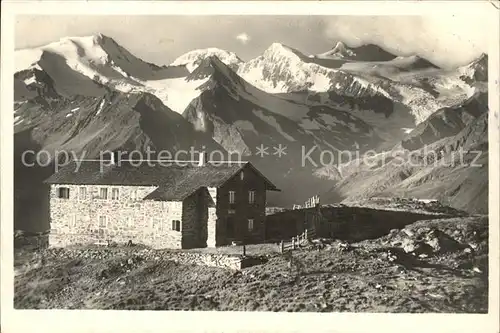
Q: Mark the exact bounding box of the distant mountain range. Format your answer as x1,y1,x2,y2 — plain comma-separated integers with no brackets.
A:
13,33,488,231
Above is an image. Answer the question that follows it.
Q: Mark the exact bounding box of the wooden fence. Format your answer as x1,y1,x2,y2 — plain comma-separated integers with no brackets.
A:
278,228,317,253
235,226,318,257
293,195,320,210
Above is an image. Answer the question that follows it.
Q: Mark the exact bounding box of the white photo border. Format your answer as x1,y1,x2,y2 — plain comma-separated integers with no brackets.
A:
1,1,499,333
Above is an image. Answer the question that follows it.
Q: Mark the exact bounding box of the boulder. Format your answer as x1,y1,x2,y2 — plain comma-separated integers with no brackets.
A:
424,229,464,253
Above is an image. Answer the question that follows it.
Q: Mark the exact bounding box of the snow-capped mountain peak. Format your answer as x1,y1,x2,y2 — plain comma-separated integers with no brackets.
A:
15,33,168,78
16,34,109,72
186,55,231,80
327,41,356,59
170,48,243,72
313,42,397,62
261,42,305,61
468,53,488,69
458,53,488,84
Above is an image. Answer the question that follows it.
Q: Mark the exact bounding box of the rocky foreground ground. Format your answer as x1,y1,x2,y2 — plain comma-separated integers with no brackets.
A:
14,216,488,312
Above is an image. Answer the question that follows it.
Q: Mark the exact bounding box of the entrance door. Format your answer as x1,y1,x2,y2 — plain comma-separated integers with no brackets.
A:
226,216,235,240
97,215,108,244
197,190,208,247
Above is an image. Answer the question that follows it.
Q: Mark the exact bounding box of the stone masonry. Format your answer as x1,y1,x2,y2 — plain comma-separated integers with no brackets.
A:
48,164,274,249
49,184,184,249
207,187,218,247
181,188,213,249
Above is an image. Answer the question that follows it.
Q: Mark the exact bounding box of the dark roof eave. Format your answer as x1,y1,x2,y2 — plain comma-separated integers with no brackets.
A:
142,197,180,202
45,181,160,187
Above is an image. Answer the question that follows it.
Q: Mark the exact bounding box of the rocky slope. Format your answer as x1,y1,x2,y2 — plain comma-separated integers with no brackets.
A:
14,77,222,157
323,110,488,214
14,215,488,312
401,91,488,150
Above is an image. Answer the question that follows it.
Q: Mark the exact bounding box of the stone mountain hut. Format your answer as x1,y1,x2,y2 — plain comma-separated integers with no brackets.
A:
44,153,280,249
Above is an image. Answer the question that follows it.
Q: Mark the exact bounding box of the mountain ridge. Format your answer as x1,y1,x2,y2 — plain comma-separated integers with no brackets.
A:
315,41,397,62
13,33,489,219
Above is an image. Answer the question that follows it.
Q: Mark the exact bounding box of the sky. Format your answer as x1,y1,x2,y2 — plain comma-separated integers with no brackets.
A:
15,15,489,69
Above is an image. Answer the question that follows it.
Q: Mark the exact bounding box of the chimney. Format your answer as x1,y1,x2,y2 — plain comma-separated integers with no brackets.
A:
111,151,122,165
198,152,207,166
109,151,115,165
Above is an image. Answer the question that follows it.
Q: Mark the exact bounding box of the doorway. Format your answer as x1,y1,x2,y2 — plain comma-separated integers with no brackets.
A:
226,216,235,239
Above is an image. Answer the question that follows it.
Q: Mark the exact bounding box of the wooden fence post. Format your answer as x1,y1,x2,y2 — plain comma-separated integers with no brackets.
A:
292,237,296,250
242,244,246,257
305,229,308,240
280,240,284,253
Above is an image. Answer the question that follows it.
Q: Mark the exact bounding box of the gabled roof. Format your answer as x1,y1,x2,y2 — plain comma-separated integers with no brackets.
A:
44,161,280,201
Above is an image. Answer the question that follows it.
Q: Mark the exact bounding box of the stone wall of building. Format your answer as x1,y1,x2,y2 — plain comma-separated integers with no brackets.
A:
181,191,200,249
49,184,183,249
198,191,209,247
181,188,212,249
207,187,218,247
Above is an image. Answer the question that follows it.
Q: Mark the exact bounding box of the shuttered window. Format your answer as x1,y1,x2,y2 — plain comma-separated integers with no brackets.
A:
79,187,87,200
71,215,77,227
248,191,255,204
171,220,181,231
131,189,138,200
99,188,108,200
98,216,107,228
57,187,70,199
248,219,254,232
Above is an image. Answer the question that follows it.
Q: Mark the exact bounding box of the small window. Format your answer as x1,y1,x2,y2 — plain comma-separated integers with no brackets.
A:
248,219,254,232
71,215,77,227
171,220,181,232
57,187,70,199
240,171,244,180
248,190,256,204
228,209,236,215
99,188,108,200
79,187,87,200
229,191,236,204
112,188,119,200
98,215,107,228
131,189,138,201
